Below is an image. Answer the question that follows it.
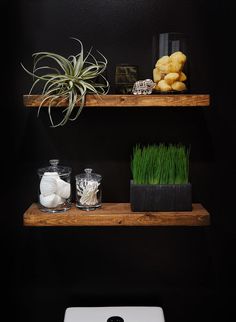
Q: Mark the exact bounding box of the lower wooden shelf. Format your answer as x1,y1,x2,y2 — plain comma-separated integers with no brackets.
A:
23,203,210,227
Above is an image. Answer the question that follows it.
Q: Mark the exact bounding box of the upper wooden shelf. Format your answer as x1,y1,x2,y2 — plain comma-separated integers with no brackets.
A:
23,94,210,107
23,203,210,227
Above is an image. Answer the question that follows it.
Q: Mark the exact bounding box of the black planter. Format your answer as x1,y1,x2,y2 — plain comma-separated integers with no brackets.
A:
130,180,192,212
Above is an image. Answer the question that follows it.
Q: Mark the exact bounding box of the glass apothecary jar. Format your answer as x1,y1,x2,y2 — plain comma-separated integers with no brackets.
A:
37,159,71,213
75,168,102,211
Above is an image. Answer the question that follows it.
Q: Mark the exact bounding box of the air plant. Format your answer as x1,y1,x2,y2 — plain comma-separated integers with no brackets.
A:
21,37,109,127
131,143,190,185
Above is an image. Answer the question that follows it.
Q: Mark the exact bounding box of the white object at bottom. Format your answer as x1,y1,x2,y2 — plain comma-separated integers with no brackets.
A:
64,306,165,322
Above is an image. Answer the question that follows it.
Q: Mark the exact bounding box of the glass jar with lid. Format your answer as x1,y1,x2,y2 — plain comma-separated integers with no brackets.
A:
37,159,71,212
75,168,102,211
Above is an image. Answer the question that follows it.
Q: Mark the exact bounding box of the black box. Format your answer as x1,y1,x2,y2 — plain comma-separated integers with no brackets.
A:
130,181,192,212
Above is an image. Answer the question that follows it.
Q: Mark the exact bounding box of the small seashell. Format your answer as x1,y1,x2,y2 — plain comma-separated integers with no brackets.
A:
55,195,64,206
39,194,64,208
40,175,58,196
56,178,71,199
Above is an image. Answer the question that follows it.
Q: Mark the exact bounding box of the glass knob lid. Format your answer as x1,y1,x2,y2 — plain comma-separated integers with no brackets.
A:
84,168,93,179
49,159,59,168
76,168,101,181
38,159,71,176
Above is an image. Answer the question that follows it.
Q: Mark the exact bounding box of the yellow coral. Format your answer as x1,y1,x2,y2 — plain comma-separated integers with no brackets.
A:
153,68,164,82
153,51,188,91
170,51,187,64
171,81,187,91
155,56,172,73
158,80,172,92
164,72,179,85
179,71,187,82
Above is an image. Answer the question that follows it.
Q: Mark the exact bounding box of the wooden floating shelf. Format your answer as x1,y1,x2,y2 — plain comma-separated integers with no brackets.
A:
23,94,210,108
23,203,210,227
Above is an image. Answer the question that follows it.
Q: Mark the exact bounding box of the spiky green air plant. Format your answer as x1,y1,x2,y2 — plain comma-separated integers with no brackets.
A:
21,38,109,127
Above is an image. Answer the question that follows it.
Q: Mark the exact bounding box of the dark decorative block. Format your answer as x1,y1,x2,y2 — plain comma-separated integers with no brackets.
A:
130,181,192,212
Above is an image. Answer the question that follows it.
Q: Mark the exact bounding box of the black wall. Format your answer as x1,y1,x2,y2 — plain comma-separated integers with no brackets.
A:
3,1,236,321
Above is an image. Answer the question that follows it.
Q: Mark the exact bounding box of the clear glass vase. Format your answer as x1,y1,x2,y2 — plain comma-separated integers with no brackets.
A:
152,32,190,92
37,159,71,213
75,168,102,211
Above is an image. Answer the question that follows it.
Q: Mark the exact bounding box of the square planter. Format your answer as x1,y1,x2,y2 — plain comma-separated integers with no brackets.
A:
130,180,192,212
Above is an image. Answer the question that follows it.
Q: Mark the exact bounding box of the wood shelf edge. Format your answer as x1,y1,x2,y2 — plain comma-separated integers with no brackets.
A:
23,203,210,227
23,94,210,107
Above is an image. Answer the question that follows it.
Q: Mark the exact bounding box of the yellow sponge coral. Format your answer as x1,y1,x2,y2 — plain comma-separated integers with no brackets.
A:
153,51,187,92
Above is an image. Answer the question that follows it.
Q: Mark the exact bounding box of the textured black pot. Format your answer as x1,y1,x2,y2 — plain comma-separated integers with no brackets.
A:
130,180,192,212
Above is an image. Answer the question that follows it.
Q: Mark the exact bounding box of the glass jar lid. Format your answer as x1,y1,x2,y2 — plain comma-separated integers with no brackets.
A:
38,159,71,176
75,168,101,182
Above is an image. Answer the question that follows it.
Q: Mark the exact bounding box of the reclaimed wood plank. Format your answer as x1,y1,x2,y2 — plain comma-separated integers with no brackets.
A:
23,94,210,107
23,203,210,227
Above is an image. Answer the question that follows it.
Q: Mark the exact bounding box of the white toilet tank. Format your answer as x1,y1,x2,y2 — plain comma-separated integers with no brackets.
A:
64,306,165,322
